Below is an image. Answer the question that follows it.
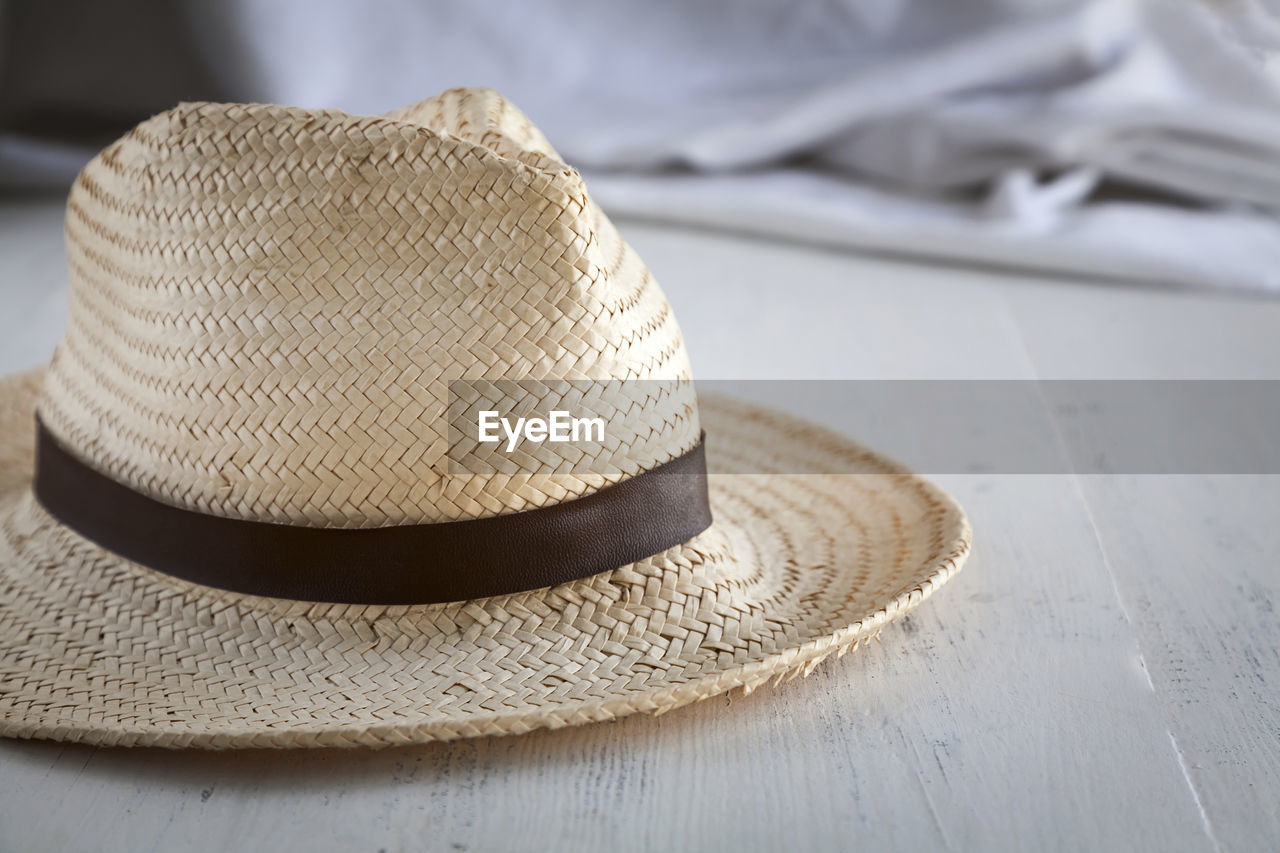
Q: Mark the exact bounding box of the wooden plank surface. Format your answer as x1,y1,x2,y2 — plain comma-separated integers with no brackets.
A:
1005,284,1280,852
0,200,1276,852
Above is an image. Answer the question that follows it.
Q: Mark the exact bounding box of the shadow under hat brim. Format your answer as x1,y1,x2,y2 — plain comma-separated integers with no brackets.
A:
0,369,969,749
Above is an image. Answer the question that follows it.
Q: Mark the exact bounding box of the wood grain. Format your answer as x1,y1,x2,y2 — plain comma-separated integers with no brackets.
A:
1,199,1277,851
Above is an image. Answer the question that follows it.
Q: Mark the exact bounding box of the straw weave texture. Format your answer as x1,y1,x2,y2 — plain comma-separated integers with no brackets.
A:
0,88,970,747
40,88,697,527
1,371,968,747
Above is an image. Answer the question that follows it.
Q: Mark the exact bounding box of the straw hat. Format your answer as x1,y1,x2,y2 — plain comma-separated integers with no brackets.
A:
0,88,970,749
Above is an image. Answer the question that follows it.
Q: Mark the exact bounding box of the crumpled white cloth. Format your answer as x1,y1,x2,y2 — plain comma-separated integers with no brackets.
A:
584,167,1280,293
17,0,1280,292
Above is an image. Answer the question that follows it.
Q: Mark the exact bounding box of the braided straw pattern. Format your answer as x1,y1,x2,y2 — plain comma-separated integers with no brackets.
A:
39,87,698,527
0,370,969,748
0,88,970,747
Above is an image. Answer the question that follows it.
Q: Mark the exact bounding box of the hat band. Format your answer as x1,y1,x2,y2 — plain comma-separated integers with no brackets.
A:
31,419,713,605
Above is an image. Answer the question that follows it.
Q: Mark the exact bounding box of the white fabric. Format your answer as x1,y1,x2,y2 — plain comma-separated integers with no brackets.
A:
585,168,1280,293
42,0,1280,291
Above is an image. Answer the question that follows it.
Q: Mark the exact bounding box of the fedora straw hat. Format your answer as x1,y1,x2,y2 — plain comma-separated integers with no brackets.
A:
0,88,970,749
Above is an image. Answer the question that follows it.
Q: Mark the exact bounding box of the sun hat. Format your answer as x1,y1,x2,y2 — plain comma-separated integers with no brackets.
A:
0,87,970,749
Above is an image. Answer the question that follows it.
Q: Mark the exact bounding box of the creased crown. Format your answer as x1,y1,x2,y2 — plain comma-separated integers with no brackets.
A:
39,88,699,527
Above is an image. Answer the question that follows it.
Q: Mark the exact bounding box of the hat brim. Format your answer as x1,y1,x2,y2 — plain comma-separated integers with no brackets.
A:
0,369,969,749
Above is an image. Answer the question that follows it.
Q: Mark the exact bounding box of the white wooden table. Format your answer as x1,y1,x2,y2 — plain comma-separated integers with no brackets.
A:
1,198,1277,852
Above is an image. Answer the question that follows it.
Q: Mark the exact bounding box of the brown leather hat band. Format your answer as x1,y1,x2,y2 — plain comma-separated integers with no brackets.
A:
32,419,712,605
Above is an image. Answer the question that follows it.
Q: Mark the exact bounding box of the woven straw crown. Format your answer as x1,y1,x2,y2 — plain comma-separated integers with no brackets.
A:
38,87,699,529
